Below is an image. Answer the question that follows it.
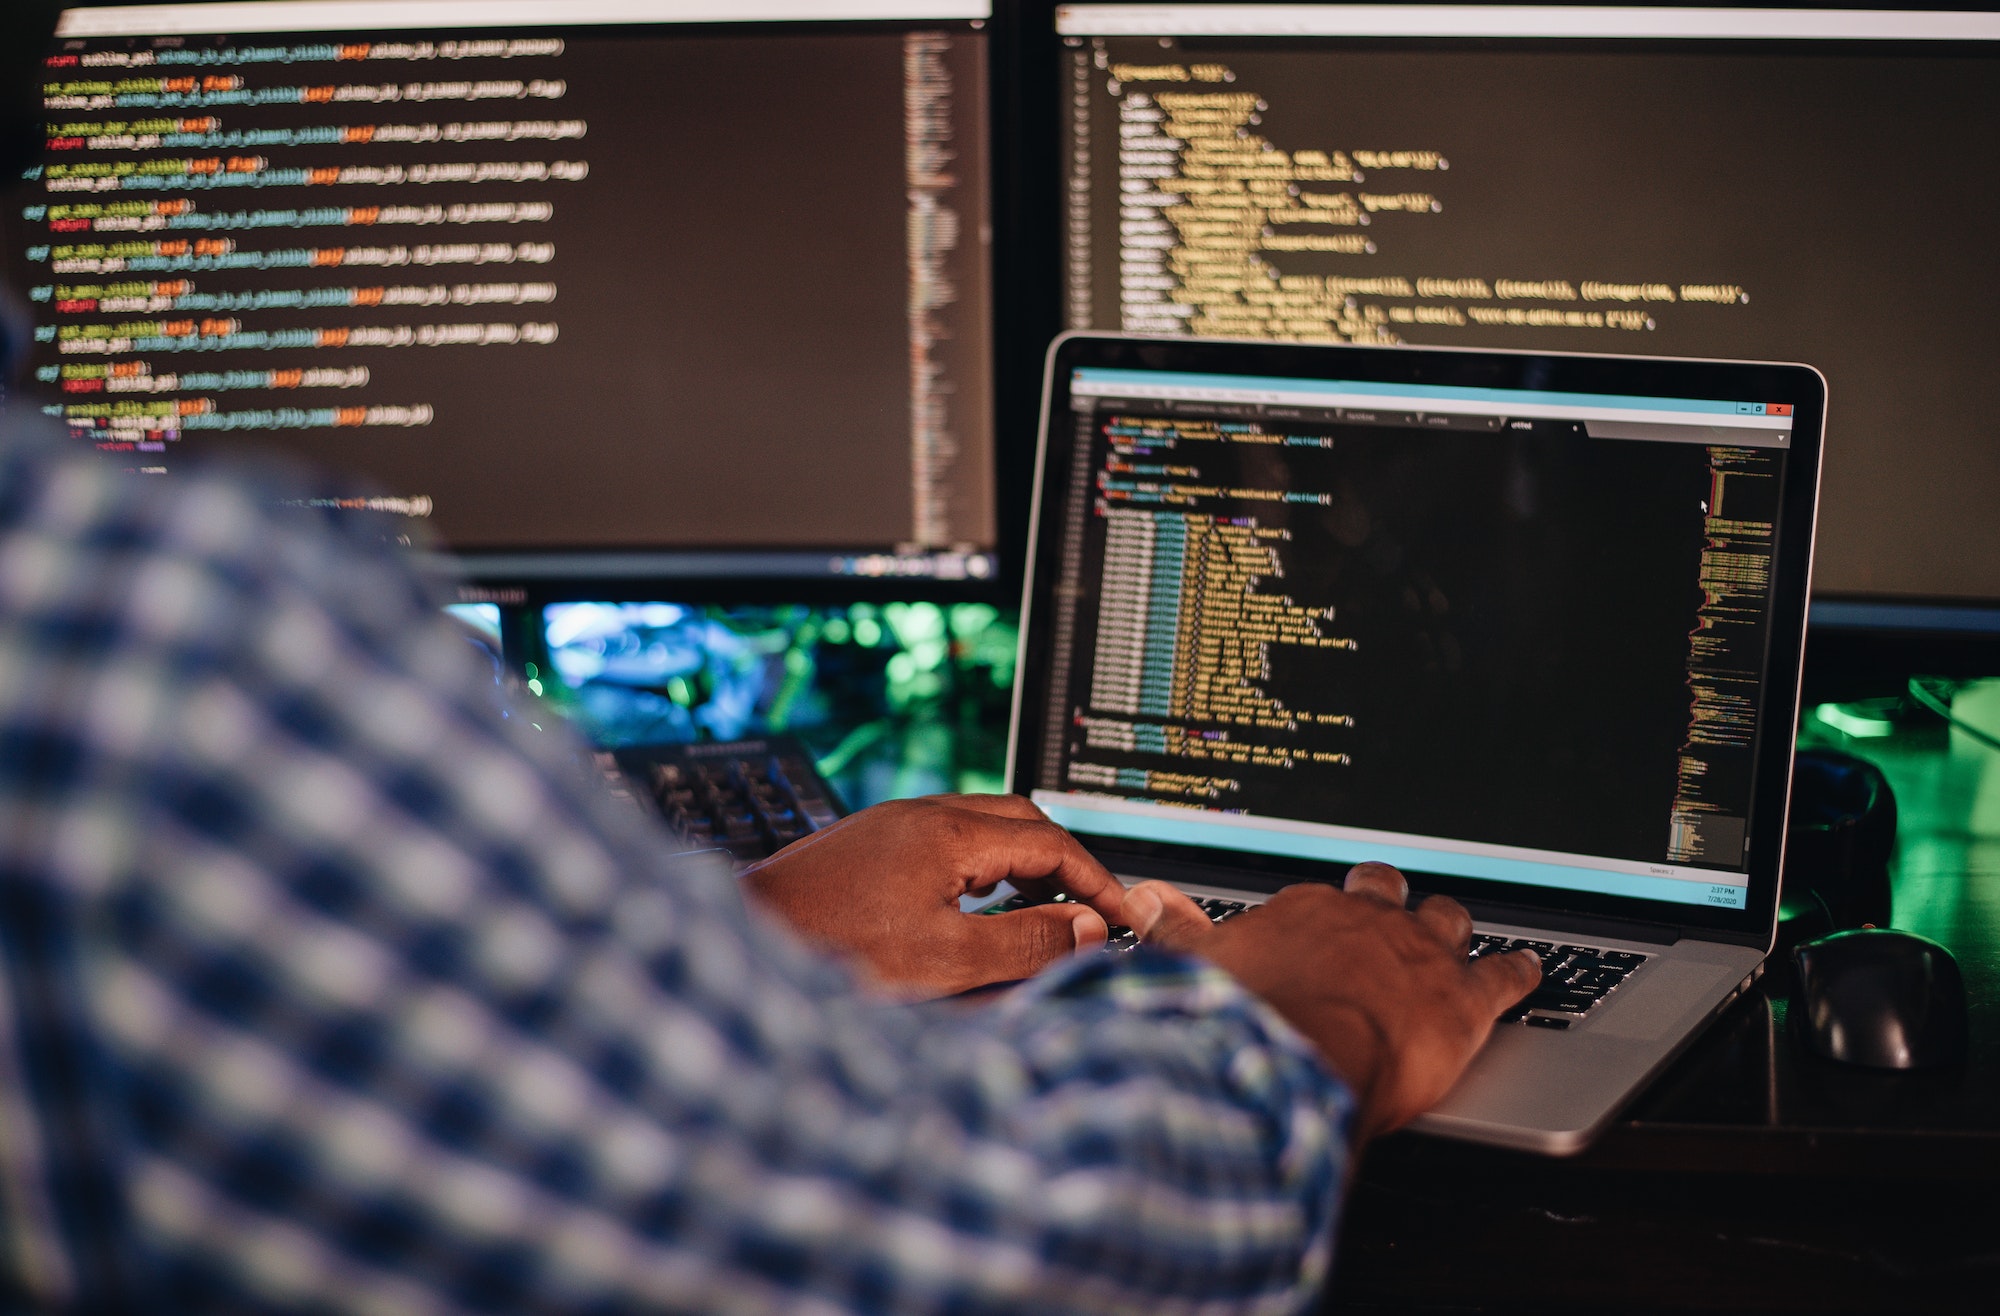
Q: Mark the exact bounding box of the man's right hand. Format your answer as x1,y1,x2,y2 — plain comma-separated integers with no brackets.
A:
1118,863,1540,1144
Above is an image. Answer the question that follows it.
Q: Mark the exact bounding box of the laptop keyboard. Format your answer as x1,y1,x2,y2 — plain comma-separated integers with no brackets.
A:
978,890,1253,951
981,894,1648,1029
1470,934,1650,1029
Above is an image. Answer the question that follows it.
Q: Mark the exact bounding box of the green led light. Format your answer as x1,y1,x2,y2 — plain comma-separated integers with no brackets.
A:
855,617,883,647
526,677,543,696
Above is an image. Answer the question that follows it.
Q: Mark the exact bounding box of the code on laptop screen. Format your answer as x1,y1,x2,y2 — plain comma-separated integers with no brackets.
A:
1032,368,1796,910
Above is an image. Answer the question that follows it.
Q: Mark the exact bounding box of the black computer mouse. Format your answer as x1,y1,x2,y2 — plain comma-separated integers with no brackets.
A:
1791,929,1968,1069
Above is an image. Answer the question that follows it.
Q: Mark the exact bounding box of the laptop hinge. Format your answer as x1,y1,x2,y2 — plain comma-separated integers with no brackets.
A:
1453,896,1681,946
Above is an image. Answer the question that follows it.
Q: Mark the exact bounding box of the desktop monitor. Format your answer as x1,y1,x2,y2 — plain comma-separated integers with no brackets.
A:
1045,3,2000,661
6,0,1001,596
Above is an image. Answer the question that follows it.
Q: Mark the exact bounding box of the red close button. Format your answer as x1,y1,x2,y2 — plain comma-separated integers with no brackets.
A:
1767,403,1793,415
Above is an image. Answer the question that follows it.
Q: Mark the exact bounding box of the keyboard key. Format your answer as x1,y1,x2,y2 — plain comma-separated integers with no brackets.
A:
1527,992,1599,1015
1525,1015,1573,1030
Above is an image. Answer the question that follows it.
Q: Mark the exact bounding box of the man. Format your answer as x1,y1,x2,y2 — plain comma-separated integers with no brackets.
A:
0,14,1536,1309
0,434,1537,1311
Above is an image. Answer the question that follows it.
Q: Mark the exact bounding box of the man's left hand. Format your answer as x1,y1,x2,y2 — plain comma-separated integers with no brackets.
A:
740,794,1122,998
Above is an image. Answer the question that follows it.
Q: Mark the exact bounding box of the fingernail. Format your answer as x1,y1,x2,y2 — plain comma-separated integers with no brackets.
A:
1125,887,1162,937
1071,907,1105,947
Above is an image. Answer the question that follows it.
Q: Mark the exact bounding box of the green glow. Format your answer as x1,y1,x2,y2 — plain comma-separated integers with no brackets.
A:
523,661,538,680
950,602,999,639
526,677,543,696
1799,691,2000,959
1814,701,1897,738
854,618,883,647
885,601,945,647
886,652,916,684
824,617,851,644
666,676,692,706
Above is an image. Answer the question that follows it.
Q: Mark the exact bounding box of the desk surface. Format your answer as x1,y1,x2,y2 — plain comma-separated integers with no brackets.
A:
1328,707,2000,1311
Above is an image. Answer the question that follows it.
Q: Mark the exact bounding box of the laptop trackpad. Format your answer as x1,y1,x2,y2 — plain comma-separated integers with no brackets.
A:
1592,961,1733,1041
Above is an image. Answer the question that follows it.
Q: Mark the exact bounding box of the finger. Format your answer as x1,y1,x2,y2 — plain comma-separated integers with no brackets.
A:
953,903,1104,987
1119,880,1214,951
1468,947,1544,1014
938,807,1126,923
1343,861,1409,908
1414,894,1474,955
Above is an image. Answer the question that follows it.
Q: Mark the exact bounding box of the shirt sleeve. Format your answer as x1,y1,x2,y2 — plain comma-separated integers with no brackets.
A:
0,451,1353,1314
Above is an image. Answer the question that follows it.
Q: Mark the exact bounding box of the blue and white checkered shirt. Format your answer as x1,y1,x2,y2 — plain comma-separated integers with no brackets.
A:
0,440,1352,1313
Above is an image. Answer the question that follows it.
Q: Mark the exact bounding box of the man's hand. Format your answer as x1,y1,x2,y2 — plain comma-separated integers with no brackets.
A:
741,794,1123,999
1121,863,1541,1143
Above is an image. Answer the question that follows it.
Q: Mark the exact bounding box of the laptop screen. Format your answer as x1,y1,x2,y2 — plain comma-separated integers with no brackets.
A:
1027,359,1803,912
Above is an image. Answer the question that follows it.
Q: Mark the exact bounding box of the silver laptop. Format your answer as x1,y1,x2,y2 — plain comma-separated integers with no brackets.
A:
1005,332,1824,1154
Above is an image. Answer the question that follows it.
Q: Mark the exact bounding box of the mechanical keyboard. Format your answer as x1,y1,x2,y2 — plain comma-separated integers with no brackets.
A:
599,735,845,863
